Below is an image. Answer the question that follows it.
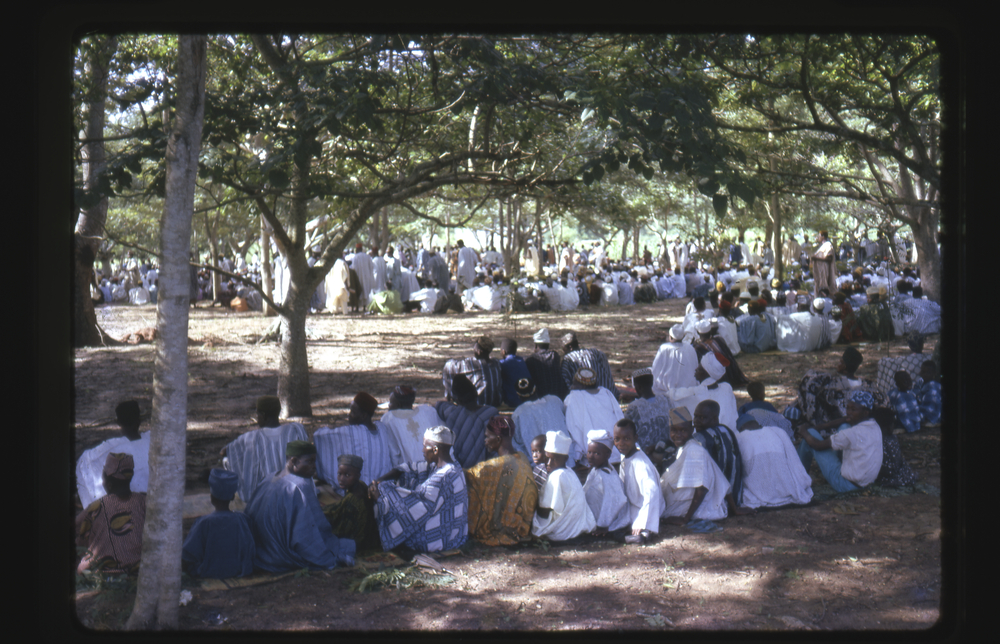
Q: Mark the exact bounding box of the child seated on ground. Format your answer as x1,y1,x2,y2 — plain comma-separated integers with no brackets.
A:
319,454,381,554
532,430,596,542
914,361,942,426
738,381,778,415
530,434,549,494
888,371,922,434
182,469,256,579
581,430,630,537
660,408,731,525
614,419,666,545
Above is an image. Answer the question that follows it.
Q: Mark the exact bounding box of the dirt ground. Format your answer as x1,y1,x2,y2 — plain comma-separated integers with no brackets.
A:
72,298,945,632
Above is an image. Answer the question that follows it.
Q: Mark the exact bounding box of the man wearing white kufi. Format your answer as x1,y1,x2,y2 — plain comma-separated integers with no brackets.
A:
582,430,631,535
668,352,739,432
531,431,596,542
651,324,699,396
659,406,731,524
775,296,841,353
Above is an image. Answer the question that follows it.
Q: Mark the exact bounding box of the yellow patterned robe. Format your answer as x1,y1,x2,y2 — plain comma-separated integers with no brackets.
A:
464,453,538,546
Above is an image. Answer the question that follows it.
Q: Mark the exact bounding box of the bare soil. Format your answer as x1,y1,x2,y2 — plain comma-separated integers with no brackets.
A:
73,299,944,632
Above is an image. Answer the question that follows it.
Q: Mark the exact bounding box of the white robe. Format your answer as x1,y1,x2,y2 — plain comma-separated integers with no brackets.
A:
659,440,730,521
380,405,445,466
583,467,631,532
716,318,741,356
599,281,619,306
651,341,699,396
775,311,842,353
76,434,151,509
351,252,375,307
735,426,813,509
669,381,740,434
463,284,504,311
456,246,478,290
325,258,350,314
399,268,419,303
619,449,666,532
532,468,596,541
563,388,623,469
371,255,388,295
511,395,568,460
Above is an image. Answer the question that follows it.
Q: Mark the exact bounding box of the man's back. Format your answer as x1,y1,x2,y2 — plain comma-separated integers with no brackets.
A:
224,423,308,505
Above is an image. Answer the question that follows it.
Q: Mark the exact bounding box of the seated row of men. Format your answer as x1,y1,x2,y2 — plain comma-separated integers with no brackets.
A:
75,327,930,576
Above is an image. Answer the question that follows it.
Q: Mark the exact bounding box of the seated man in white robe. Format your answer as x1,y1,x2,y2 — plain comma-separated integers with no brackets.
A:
532,430,596,542
660,408,731,525
582,430,631,537
614,418,666,544
379,386,444,465
221,395,308,508
668,352,739,433
76,400,150,510
734,414,813,509
776,296,841,352
564,367,623,470
651,324,699,397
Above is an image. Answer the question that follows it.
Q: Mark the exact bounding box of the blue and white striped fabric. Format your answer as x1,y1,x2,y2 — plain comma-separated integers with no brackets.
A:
224,423,308,505
435,401,499,468
314,422,398,487
561,347,617,399
442,357,503,407
375,461,468,553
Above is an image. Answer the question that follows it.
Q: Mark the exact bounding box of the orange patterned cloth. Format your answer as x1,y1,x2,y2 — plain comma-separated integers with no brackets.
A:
464,453,538,546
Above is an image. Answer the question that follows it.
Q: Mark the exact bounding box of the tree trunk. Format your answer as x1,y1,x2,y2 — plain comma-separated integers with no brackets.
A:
126,34,205,631
632,222,640,264
909,207,941,303
278,287,313,417
261,215,277,316
74,35,117,347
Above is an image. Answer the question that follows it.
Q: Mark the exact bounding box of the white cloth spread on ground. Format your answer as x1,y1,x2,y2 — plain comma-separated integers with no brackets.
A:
659,440,730,521
735,426,813,509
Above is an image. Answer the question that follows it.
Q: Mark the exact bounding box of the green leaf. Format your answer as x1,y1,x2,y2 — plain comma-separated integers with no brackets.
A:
712,193,728,217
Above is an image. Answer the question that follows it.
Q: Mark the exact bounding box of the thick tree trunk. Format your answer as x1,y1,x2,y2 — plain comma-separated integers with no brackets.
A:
74,35,117,347
910,207,941,303
126,34,205,631
278,287,313,417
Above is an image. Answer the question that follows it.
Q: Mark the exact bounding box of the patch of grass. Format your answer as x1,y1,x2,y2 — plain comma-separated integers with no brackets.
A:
785,569,802,580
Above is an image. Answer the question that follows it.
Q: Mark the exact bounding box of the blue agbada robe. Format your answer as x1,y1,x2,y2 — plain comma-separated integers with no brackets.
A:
245,472,356,572
182,510,256,579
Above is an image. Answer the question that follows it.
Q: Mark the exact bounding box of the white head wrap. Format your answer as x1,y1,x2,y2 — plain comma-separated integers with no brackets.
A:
812,297,826,312
709,317,720,329
533,328,550,344
545,430,571,455
701,352,726,382
424,426,455,445
586,429,614,451
669,324,685,341
695,319,713,334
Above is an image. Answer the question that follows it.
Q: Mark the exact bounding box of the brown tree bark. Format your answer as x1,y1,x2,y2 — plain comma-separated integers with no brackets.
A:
74,35,118,347
126,34,206,631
